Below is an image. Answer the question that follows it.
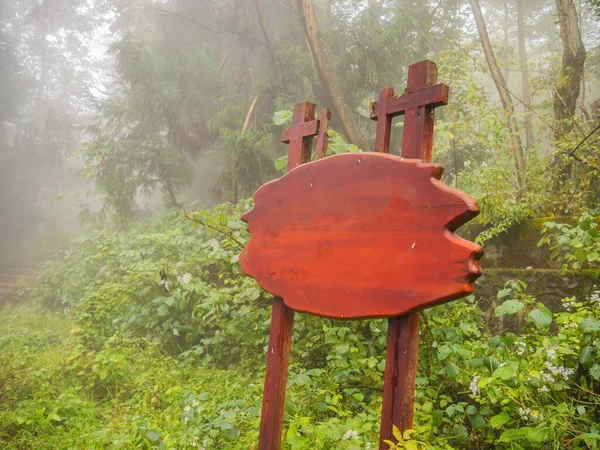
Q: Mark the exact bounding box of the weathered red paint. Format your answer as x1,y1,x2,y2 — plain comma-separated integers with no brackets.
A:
376,60,451,448
314,108,331,160
258,101,325,450
246,60,481,449
241,153,482,319
281,102,318,171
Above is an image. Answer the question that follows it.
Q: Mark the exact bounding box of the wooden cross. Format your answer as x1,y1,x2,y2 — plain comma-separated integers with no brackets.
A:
244,60,478,450
280,102,319,170
370,60,449,447
371,59,449,159
260,101,330,449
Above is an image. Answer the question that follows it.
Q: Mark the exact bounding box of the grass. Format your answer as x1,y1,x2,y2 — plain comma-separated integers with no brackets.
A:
0,302,264,449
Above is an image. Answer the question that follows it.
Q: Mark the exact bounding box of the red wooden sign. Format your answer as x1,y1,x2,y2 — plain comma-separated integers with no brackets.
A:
242,60,483,450
241,153,482,318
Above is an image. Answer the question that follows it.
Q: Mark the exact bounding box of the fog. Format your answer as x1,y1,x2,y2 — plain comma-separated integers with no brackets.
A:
1,0,599,268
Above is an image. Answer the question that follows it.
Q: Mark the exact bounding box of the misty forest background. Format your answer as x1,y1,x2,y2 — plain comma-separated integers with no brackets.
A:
1,0,600,448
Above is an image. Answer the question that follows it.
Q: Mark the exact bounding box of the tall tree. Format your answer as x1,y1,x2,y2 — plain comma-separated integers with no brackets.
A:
554,0,586,138
295,0,370,151
517,0,535,150
470,0,526,185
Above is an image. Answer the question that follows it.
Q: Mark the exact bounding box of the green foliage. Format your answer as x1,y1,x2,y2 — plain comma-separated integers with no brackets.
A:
410,283,600,449
538,210,600,273
3,203,599,448
214,129,278,203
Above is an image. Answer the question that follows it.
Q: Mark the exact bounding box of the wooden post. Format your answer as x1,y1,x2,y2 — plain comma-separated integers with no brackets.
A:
280,102,319,171
258,101,320,450
371,60,448,448
314,108,331,159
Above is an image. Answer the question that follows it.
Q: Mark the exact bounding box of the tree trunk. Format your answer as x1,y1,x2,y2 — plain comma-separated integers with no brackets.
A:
517,0,534,150
470,0,526,186
369,0,381,25
296,0,370,151
503,1,509,84
554,0,586,139
253,0,286,90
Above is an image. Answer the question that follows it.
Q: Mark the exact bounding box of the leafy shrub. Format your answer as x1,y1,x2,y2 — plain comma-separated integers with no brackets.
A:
8,203,599,448
412,282,600,449
538,210,600,273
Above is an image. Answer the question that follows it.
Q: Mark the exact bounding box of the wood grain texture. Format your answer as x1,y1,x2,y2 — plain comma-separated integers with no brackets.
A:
314,108,331,160
241,152,483,319
282,102,318,171
258,297,294,450
370,83,448,120
378,60,447,444
374,87,394,154
379,314,420,448
258,101,315,450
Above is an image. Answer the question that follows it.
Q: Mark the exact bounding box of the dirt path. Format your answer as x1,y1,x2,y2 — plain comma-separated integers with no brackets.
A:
0,263,43,304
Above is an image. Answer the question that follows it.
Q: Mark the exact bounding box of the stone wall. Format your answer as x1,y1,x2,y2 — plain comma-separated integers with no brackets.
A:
458,218,598,313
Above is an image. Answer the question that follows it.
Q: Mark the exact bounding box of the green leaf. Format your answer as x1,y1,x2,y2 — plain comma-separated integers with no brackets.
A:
495,299,524,316
499,428,518,442
490,411,511,428
157,304,169,316
497,288,512,299
579,346,595,367
392,425,402,442
146,431,161,442
581,318,600,332
493,364,515,380
273,110,292,125
432,410,443,428
466,405,478,415
470,414,486,430
335,343,350,354
529,308,552,329
590,364,600,380
226,221,242,230
294,373,311,386
575,249,588,261
524,426,551,443
445,362,460,380
275,156,287,172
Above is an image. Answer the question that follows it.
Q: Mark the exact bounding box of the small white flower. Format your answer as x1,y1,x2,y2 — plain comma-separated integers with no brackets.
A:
184,405,191,412
178,273,192,285
343,429,359,441
518,407,531,420
431,341,437,348
530,410,543,420
539,385,549,392
547,349,556,360
469,376,480,396
542,372,556,383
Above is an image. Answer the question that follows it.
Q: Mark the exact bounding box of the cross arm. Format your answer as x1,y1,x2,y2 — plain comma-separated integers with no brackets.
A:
280,120,319,143
370,83,449,121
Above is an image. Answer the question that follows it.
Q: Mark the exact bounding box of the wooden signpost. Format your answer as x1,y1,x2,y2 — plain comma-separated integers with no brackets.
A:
240,60,483,449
